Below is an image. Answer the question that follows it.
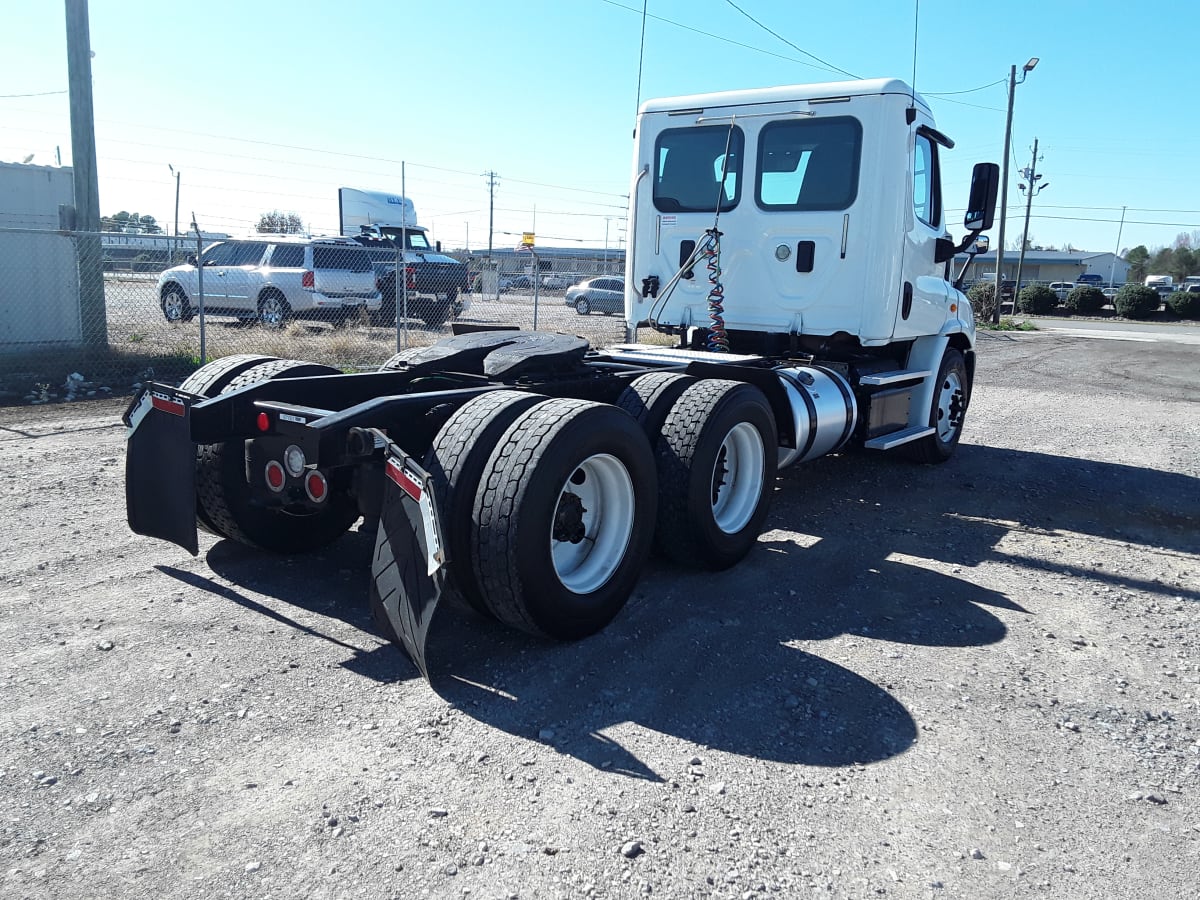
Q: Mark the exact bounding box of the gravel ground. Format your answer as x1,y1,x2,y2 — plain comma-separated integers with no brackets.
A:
0,331,1197,900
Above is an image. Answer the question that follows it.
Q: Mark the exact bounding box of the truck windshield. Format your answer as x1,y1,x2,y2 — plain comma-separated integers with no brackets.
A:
653,125,744,214
379,228,433,250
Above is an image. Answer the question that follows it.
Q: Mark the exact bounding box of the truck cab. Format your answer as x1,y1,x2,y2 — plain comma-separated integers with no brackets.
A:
626,79,985,353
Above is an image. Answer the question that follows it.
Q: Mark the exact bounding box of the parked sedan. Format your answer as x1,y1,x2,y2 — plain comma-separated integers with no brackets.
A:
564,277,624,315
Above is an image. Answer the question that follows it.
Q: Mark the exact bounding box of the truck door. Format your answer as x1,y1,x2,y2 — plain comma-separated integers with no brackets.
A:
892,131,950,338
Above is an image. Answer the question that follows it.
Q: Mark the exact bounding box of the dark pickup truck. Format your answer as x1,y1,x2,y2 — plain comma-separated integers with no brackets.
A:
351,231,469,328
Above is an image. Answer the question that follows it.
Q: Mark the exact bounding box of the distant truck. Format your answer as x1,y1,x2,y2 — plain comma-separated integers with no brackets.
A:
337,187,469,327
1144,274,1174,300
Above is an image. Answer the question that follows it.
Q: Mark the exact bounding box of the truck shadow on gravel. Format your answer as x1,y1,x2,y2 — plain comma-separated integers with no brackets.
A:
189,441,1196,782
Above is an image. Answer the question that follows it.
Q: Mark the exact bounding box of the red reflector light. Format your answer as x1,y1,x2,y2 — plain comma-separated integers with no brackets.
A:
304,471,328,502
264,461,286,491
302,270,315,289
256,412,270,432
404,266,416,290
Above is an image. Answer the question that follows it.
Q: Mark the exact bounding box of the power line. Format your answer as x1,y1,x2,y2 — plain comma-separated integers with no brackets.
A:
923,78,1006,96
595,0,851,76
720,0,858,78
0,89,68,99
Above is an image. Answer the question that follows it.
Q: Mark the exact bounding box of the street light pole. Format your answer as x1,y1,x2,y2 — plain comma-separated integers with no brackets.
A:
993,57,1039,323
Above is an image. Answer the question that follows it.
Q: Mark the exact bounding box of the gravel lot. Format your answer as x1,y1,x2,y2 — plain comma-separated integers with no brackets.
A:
1,331,1197,899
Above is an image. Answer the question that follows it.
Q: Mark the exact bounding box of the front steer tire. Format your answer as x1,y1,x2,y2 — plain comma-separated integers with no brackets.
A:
906,348,969,464
195,359,360,552
472,398,657,640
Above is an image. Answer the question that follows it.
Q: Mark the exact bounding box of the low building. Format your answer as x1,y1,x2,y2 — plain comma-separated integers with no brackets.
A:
955,249,1130,287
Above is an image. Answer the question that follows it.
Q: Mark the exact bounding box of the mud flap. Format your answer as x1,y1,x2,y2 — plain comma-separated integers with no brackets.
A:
123,386,199,555
369,442,447,680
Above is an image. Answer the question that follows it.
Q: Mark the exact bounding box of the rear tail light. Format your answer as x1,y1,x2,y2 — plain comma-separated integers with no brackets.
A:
304,470,328,503
404,266,416,291
301,270,315,289
264,461,286,492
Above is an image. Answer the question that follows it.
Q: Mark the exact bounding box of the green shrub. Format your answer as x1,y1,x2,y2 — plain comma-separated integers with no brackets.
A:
1016,283,1056,315
966,280,997,323
1064,285,1105,315
1166,290,1200,319
1114,284,1161,319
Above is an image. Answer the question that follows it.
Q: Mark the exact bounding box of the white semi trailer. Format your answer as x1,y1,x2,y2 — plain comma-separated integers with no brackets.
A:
125,78,999,675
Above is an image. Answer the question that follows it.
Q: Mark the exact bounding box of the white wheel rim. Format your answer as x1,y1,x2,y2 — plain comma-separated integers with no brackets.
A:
711,422,765,534
550,453,635,594
936,370,965,442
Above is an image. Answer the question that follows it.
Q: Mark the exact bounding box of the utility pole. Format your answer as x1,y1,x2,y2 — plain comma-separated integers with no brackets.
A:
65,0,107,346
993,57,1039,323
1108,206,1126,287
484,171,499,258
169,164,180,263
1014,138,1047,295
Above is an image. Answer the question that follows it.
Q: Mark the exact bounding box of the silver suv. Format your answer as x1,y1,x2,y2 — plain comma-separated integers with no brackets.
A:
157,236,381,326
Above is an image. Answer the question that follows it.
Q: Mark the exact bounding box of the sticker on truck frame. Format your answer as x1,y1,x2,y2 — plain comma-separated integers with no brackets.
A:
385,455,444,575
126,388,187,437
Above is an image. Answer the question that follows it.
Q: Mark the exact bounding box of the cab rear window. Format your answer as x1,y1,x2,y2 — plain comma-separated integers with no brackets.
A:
756,116,862,211
313,246,371,272
653,125,744,214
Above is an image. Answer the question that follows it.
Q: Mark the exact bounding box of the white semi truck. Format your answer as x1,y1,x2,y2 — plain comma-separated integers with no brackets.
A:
337,187,469,326
125,78,998,675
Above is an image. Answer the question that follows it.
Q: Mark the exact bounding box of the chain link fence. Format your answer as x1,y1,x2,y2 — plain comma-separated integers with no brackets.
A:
0,227,628,406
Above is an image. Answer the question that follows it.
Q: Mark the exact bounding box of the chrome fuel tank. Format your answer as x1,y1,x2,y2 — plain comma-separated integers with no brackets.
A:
774,365,858,468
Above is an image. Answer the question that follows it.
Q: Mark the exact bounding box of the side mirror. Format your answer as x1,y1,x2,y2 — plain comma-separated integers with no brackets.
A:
436,241,442,252
972,235,989,254
963,162,1000,232
186,253,198,266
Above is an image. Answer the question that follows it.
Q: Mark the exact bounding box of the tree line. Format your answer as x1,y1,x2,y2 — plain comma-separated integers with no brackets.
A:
1125,231,1200,284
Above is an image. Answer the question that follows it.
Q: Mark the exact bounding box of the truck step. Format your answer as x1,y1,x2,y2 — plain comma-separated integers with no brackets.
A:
857,369,932,386
863,426,935,450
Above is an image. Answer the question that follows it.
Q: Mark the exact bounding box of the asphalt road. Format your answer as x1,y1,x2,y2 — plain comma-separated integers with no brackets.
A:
0,331,1197,899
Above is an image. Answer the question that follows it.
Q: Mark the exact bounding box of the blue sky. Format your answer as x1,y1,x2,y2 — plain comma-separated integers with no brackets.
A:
2,0,1197,256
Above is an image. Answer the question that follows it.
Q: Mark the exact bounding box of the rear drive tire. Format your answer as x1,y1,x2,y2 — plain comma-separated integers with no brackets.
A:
472,399,657,639
655,379,777,569
378,347,428,371
906,348,968,464
424,390,549,616
195,359,360,551
616,372,697,443
179,354,281,537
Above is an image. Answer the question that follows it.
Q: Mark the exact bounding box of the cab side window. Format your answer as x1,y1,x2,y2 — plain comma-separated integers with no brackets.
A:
200,242,236,266
269,244,305,268
914,134,942,228
229,242,267,266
